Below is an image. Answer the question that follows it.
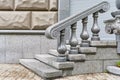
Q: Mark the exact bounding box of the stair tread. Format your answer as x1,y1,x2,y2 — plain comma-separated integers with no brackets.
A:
20,59,62,78
35,54,74,70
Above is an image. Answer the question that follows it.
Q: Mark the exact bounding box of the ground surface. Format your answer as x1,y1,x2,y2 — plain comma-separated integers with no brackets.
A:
0,64,120,80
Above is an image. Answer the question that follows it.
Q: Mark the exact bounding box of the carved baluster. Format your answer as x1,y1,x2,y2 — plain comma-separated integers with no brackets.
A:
91,12,100,41
69,23,78,54
80,17,90,47
57,29,67,62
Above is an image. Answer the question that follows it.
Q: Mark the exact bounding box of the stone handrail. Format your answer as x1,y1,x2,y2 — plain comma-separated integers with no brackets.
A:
45,1,110,62
45,1,110,39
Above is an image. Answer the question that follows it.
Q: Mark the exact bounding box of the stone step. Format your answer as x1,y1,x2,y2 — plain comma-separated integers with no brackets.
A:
35,54,74,70
48,49,87,61
90,41,117,47
79,47,97,54
19,59,62,79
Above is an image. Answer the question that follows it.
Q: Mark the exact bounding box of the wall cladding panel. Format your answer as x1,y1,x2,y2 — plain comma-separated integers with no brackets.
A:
0,11,31,30
49,0,58,11
32,12,58,30
0,0,14,10
15,0,49,11
0,0,58,30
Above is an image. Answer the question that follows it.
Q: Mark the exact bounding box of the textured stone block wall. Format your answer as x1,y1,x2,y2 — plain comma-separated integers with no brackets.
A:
0,0,58,30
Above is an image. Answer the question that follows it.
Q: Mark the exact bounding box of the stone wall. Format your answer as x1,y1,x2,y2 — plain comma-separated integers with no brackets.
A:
0,0,58,63
0,0,58,30
0,34,57,63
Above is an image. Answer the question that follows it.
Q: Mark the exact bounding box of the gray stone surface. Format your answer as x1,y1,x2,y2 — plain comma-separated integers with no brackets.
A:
40,36,57,54
35,54,74,69
103,60,120,71
90,41,117,47
58,0,70,21
72,60,103,75
86,47,120,60
20,59,62,79
107,66,120,75
58,0,70,41
79,47,96,54
67,54,86,61
6,35,23,63
48,49,59,56
0,35,5,63
22,35,41,58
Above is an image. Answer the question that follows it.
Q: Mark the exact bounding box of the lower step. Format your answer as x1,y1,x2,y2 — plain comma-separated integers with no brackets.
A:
19,59,62,79
35,54,74,70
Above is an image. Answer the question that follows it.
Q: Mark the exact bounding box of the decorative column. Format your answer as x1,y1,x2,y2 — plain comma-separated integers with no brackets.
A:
91,12,100,41
80,17,90,47
69,23,78,54
116,0,120,9
57,29,67,62
104,0,120,54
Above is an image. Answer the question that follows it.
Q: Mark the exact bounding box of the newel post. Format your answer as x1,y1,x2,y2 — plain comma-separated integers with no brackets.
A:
57,29,67,62
91,12,100,41
69,23,78,54
80,17,90,47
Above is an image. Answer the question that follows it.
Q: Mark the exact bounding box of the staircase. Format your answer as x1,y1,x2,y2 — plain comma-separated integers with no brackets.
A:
19,1,120,80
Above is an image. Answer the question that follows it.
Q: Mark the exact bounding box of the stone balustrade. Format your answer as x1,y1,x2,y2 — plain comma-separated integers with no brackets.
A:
45,1,110,62
0,0,58,30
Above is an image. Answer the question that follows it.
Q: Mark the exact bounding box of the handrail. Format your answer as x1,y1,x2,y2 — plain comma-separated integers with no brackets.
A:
45,1,110,39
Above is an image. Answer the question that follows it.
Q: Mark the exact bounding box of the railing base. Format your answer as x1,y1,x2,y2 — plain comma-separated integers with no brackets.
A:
57,56,67,62
91,36,100,41
69,47,79,54
80,40,90,47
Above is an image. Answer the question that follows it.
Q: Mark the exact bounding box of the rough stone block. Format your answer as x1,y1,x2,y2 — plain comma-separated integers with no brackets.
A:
49,0,58,11
79,47,96,54
48,49,59,56
72,60,103,75
0,0,13,10
15,0,49,10
0,12,30,30
86,48,120,60
32,12,57,30
90,41,117,47
0,35,5,63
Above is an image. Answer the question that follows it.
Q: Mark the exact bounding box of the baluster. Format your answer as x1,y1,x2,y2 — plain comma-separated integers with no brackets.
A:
69,23,78,54
57,29,67,62
91,12,100,41
80,17,90,47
